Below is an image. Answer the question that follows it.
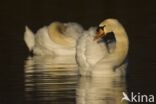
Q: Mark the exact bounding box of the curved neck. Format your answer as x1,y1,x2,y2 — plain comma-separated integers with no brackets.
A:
107,26,129,67
48,22,75,47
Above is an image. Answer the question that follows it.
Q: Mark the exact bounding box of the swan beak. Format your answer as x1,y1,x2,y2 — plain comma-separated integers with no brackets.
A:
94,26,106,41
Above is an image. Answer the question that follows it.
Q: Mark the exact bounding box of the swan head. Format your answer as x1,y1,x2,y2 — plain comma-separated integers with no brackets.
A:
94,18,120,41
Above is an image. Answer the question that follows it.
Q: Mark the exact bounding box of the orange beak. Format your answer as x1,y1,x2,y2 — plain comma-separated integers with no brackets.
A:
94,26,106,41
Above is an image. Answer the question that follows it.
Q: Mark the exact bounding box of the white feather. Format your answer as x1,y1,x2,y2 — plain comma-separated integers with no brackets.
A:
24,26,35,51
76,19,129,77
24,22,83,56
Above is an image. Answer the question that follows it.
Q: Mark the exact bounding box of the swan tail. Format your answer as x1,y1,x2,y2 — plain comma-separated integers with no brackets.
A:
24,26,35,51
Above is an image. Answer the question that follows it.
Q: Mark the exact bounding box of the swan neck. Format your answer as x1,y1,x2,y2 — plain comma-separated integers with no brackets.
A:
48,22,75,47
110,26,129,66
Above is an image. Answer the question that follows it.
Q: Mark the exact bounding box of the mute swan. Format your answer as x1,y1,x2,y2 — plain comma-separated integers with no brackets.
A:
76,18,129,77
24,22,83,56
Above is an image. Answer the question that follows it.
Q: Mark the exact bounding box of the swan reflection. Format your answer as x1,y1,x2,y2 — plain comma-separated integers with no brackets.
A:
24,56,128,104
76,76,128,104
24,56,78,104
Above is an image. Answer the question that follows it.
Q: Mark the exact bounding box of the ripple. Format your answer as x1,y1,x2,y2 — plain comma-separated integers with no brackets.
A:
24,56,127,104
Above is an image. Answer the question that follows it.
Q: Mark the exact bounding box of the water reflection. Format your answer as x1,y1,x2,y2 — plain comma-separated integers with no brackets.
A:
24,56,78,104
24,56,128,104
76,77,128,104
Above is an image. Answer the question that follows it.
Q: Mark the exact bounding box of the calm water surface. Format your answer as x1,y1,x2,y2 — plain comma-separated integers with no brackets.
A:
24,56,127,104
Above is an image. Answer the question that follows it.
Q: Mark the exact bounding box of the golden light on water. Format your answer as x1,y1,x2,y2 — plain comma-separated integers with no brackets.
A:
24,56,128,104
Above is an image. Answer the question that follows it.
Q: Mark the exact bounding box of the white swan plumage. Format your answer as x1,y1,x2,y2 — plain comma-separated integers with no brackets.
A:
24,22,83,56
76,18,129,77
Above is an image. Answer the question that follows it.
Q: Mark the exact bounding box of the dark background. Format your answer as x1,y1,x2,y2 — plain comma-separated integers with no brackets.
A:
0,0,156,104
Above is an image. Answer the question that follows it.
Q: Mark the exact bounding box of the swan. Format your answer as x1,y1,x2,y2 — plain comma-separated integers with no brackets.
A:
76,18,129,77
24,22,83,56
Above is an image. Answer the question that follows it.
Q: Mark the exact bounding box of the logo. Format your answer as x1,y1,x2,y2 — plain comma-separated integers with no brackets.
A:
121,92,154,103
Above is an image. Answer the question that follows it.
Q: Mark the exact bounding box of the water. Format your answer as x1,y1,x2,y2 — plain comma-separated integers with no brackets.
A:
1,51,156,104
23,56,127,104
1,52,156,104
24,56,77,103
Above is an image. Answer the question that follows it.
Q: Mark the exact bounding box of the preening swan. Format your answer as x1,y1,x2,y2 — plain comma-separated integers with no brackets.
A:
76,18,129,77
24,22,83,56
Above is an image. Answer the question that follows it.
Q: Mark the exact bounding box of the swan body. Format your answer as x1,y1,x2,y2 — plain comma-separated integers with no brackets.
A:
76,19,129,77
24,22,83,56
